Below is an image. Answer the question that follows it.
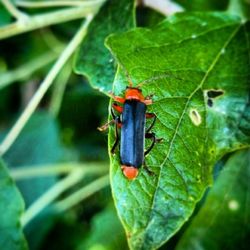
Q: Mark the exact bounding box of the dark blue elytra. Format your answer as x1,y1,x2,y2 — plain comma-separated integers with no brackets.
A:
120,100,146,168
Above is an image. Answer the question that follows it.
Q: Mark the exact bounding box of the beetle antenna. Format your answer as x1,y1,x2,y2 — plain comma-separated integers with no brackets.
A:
123,67,133,87
117,61,133,87
136,72,185,88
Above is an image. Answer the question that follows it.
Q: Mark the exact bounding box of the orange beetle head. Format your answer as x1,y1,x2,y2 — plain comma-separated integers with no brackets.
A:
125,87,145,102
121,165,139,180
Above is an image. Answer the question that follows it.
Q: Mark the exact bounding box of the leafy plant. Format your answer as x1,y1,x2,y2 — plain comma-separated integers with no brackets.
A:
105,11,250,250
0,0,249,250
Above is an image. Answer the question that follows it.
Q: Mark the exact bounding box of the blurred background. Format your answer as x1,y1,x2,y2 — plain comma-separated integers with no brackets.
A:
0,7,121,250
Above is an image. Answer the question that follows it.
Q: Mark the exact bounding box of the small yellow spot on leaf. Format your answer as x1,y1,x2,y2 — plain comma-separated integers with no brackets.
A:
188,196,194,201
189,109,202,126
228,199,239,211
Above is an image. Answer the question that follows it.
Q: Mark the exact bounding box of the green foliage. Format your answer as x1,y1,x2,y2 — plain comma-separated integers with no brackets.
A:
106,12,250,249
0,159,28,250
2,111,77,249
174,0,229,11
0,6,11,26
0,0,250,250
74,0,135,92
4,112,67,165
78,203,128,250
3,112,67,205
176,149,250,250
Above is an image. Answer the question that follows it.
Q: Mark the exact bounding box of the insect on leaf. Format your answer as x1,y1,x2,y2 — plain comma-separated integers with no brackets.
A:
106,12,250,250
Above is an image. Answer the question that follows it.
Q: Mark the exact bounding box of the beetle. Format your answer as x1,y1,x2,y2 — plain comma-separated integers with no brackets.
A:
99,81,162,180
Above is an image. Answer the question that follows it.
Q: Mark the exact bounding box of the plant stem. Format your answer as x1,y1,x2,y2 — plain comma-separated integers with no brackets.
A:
2,0,28,21
11,162,108,180
227,0,247,20
49,62,71,117
21,168,86,227
143,0,183,16
54,174,110,213
40,29,65,54
0,16,93,156
0,48,63,90
15,0,105,8
0,3,102,40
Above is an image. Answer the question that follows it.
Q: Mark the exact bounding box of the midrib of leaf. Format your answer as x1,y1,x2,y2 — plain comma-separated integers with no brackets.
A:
142,22,242,243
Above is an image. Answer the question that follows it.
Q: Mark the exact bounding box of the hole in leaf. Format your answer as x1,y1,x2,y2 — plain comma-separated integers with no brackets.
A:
207,89,224,98
189,109,202,126
207,98,213,107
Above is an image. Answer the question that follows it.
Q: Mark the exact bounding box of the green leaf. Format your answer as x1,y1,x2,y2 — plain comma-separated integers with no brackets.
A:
2,111,73,249
106,12,250,249
4,111,75,249
174,0,229,11
3,111,68,207
176,149,250,250
136,7,165,28
74,0,135,92
227,0,250,20
0,6,11,27
0,158,28,250
78,203,128,250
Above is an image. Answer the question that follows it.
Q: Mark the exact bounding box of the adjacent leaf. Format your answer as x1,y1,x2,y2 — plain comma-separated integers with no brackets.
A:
136,7,165,28
3,111,73,249
3,111,68,207
227,0,250,20
0,158,28,250
74,0,135,92
174,0,229,11
0,6,11,27
176,149,250,250
106,12,250,249
77,203,128,250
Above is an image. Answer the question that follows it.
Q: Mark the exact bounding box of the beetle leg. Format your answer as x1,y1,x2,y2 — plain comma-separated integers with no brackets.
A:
144,132,163,156
144,132,156,156
98,108,120,131
97,120,115,131
112,103,123,113
146,112,155,119
143,131,163,176
111,108,122,153
109,92,125,103
143,161,155,176
145,113,156,133
111,116,121,154
98,107,122,153
111,107,116,119
144,99,153,105
145,93,154,100
143,94,154,105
